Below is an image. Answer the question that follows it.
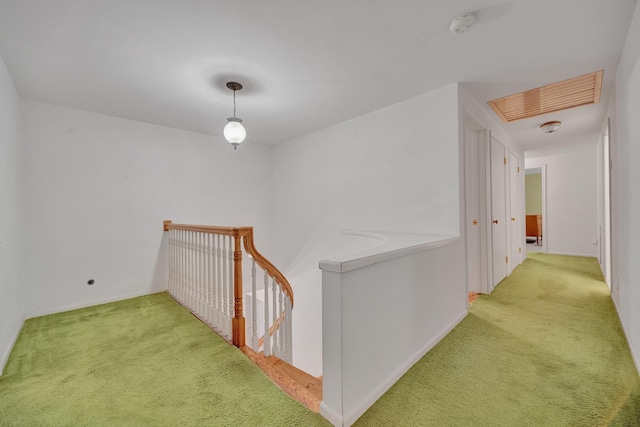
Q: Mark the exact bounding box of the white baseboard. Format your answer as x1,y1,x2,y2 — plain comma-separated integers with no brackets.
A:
319,402,343,427
25,289,166,319
1,315,25,377
342,309,468,427
612,296,640,377
547,251,598,258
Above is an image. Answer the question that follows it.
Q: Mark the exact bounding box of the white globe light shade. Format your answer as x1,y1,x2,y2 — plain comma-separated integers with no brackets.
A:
224,117,246,145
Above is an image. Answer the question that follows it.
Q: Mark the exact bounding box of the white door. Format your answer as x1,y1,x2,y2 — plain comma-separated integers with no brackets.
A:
509,151,520,272
465,123,482,293
491,137,508,287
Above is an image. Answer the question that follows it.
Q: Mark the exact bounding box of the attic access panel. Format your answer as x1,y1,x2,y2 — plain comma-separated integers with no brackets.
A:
487,70,603,123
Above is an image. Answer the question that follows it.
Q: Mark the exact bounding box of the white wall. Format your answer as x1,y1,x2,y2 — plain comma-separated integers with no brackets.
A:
610,1,640,374
269,84,461,376
0,53,24,373
271,84,461,266
320,238,466,427
525,138,599,257
22,101,271,316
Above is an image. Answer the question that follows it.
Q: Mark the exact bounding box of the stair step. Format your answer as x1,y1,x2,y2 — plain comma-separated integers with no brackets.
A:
240,346,322,412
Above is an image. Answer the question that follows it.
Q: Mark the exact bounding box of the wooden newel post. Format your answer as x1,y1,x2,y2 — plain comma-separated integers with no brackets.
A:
232,233,246,347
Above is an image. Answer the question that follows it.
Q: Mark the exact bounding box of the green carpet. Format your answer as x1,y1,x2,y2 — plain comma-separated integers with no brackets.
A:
355,253,640,426
2,254,639,426
0,293,329,426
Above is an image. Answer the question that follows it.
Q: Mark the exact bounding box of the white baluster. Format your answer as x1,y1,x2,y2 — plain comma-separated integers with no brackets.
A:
192,231,197,310
171,229,176,295
272,276,277,357
172,230,178,300
201,232,206,318
263,270,271,357
227,235,233,341
183,230,188,304
184,230,189,304
182,230,187,304
194,231,199,311
278,286,284,359
193,231,198,311
178,230,184,303
251,259,258,351
202,233,208,323
221,234,228,338
188,231,195,309
198,231,205,318
286,295,293,363
203,232,208,321
206,233,213,326
195,232,200,316
281,292,287,363
185,231,190,305
168,229,173,294
216,234,222,332
175,230,180,301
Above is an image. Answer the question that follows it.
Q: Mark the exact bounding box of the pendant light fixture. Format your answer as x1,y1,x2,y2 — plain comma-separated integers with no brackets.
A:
223,81,246,149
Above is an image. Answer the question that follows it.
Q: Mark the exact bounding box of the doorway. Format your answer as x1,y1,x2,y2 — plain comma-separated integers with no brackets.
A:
525,167,546,253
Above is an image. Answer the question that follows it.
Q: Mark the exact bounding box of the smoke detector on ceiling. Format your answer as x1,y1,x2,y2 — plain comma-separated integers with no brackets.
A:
450,14,476,35
540,121,562,134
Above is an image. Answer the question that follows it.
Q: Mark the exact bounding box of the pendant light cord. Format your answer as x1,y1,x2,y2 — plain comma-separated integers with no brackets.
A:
233,90,237,118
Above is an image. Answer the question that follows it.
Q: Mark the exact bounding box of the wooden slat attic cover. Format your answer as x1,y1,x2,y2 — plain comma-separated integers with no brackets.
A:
487,70,603,123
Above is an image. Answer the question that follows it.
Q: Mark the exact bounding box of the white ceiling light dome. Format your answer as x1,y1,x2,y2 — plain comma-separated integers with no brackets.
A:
450,13,476,35
224,117,246,148
540,121,562,133
223,81,246,149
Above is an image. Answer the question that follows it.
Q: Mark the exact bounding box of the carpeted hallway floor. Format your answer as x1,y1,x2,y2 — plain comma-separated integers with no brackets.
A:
0,293,329,426
1,253,638,426
356,253,640,426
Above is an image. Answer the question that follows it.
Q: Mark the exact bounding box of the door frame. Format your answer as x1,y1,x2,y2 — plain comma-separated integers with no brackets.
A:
489,135,508,290
602,117,612,289
508,150,521,274
540,164,548,254
524,165,548,254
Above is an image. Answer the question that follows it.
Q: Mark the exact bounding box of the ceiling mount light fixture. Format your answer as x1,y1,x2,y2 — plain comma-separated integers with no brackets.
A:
540,121,562,134
223,81,246,149
450,13,476,35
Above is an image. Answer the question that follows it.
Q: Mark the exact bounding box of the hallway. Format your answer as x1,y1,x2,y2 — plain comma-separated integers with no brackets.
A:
356,253,640,426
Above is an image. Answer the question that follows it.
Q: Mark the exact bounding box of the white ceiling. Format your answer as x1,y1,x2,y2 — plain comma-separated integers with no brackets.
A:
0,0,636,149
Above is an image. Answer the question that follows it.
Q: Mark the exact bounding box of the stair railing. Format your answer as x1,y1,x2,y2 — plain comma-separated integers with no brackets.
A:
163,221,293,363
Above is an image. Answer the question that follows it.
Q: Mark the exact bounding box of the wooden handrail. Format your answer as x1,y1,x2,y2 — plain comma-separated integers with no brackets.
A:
164,221,250,236
164,220,294,352
164,220,294,307
257,311,285,348
240,228,295,307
